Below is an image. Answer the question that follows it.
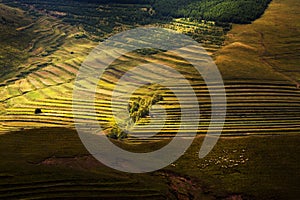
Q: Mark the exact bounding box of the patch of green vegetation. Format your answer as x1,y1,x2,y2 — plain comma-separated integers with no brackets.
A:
107,89,163,140
167,0,272,23
134,48,166,56
128,93,163,123
105,121,128,140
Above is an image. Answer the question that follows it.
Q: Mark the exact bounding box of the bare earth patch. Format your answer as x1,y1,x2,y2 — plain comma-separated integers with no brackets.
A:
40,155,104,170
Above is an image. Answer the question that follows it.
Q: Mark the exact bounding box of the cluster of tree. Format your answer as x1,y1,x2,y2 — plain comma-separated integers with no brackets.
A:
107,93,163,139
127,93,163,123
74,0,271,24
73,0,272,24
153,0,272,24
4,0,272,26
73,0,153,4
107,122,127,139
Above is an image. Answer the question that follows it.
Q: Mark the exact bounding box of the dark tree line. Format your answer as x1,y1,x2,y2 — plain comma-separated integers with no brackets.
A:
3,0,272,29
1,0,271,47
152,0,272,24
73,0,272,24
73,0,153,4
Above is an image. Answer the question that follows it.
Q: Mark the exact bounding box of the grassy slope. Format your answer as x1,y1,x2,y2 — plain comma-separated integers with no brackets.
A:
175,134,300,199
0,128,169,199
0,128,298,199
215,0,300,84
0,4,35,82
0,4,98,131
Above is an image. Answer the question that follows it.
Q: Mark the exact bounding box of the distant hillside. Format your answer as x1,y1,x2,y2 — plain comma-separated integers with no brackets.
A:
0,4,35,82
4,0,272,24
215,0,300,85
76,0,272,23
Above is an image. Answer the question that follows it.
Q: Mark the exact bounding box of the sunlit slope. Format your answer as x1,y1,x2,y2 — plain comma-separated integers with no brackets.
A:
215,0,300,84
0,4,226,135
2,50,300,139
0,11,97,132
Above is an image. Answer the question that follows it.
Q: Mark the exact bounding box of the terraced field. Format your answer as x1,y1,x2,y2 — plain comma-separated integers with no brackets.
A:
0,2,228,137
2,48,300,142
0,8,97,132
160,18,229,55
1,0,299,143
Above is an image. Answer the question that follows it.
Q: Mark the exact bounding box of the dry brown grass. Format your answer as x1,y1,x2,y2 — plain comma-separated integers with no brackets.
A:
215,0,300,84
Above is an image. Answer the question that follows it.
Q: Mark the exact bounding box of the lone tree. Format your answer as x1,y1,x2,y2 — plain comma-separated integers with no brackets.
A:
34,108,42,115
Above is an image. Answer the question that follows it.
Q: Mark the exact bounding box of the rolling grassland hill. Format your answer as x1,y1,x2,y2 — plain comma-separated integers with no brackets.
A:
215,0,300,84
